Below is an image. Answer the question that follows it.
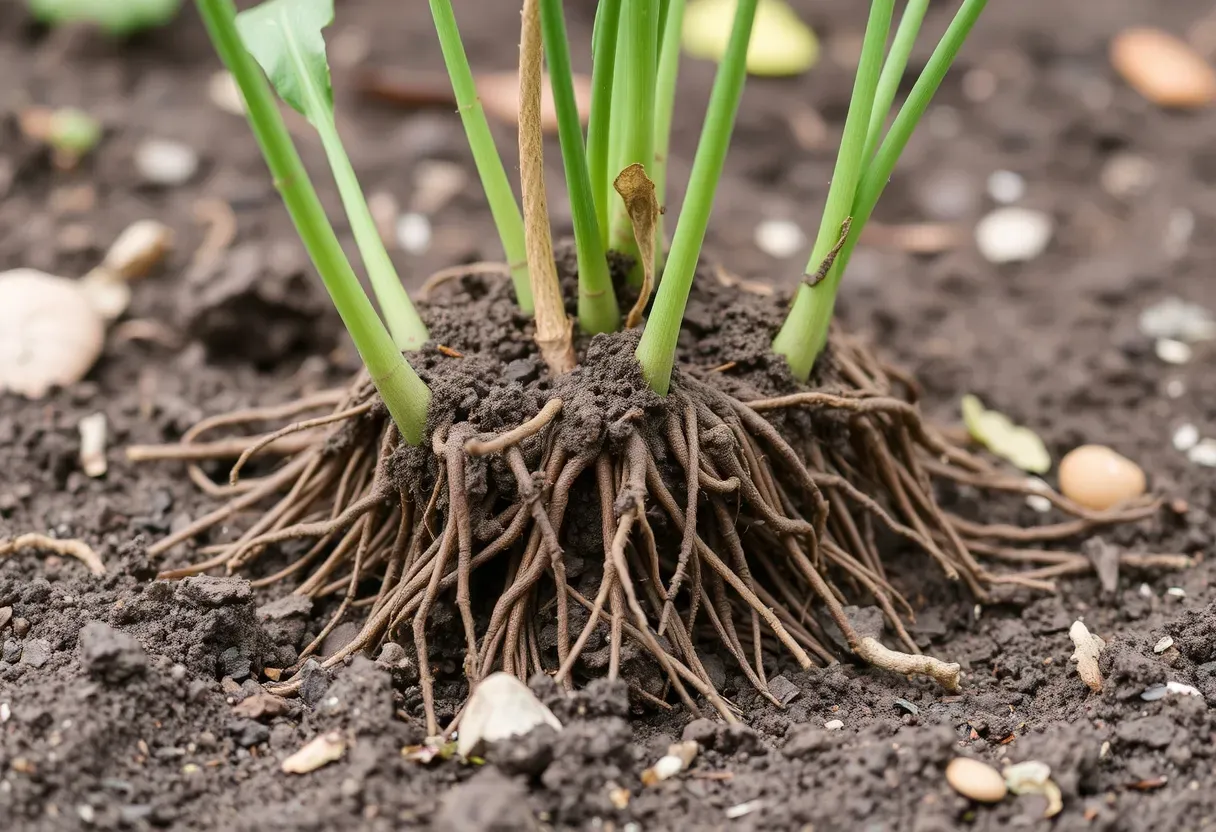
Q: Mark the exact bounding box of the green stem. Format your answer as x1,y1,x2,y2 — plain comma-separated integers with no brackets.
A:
635,0,758,395
772,0,894,381
197,0,429,445
429,0,534,314
539,0,620,334
652,0,686,273
862,0,928,163
610,0,659,284
312,115,429,350
773,0,985,380
587,0,622,247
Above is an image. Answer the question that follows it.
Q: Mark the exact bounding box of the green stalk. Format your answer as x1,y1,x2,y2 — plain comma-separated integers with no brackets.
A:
771,0,894,382
586,0,622,246
635,0,758,395
312,115,429,350
773,0,985,379
429,0,534,314
196,0,429,445
652,0,686,273
606,29,630,218
539,0,620,334
610,0,659,283
862,0,928,163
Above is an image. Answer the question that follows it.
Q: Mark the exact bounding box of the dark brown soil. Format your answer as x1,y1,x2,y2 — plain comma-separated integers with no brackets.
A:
2,1,1215,831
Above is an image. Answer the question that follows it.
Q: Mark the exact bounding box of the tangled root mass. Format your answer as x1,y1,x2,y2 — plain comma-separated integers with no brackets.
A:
131,281,1183,730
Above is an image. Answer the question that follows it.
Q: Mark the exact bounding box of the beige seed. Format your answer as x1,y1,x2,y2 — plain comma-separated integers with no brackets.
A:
1058,445,1147,510
1110,28,1216,108
945,757,1007,803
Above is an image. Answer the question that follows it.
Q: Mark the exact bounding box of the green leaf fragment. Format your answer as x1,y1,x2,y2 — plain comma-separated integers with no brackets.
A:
27,0,181,35
236,0,334,122
961,394,1051,474
682,0,817,77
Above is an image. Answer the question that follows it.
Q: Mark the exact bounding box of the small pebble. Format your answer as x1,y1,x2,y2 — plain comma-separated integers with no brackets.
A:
986,170,1025,204
1187,438,1216,467
1100,153,1157,198
975,207,1053,264
916,169,978,220
135,139,199,186
1140,684,1169,702
395,213,431,255
945,757,1008,803
1173,424,1200,452
1024,477,1052,514
1166,587,1186,598
1165,379,1186,399
1139,583,1154,598
1058,444,1146,510
1110,27,1216,108
1155,338,1192,365
754,219,806,259
1139,297,1216,342
824,719,844,731
1154,636,1174,653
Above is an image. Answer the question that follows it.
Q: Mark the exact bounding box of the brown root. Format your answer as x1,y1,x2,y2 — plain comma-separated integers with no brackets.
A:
132,331,1174,728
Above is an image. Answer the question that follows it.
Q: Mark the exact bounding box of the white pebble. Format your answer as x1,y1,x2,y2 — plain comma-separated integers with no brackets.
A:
975,207,1053,264
1025,494,1052,513
395,212,432,254
1100,153,1157,198
1187,438,1216,467
824,719,844,730
1166,681,1202,697
1165,379,1186,399
1154,636,1174,653
1155,338,1192,365
1140,296,1216,342
1172,424,1200,452
754,219,806,259
1139,583,1154,598
135,139,198,186
1166,587,1186,598
986,170,1025,204
0,703,9,723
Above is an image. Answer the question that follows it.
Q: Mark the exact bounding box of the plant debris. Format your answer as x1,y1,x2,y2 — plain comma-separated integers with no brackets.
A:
945,757,1007,803
281,731,346,774
1003,760,1063,818
641,741,699,786
961,394,1051,474
0,269,105,398
1069,620,1105,692
77,413,108,478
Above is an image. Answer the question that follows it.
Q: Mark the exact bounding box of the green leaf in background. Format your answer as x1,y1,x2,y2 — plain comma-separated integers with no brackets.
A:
961,394,1052,474
27,0,182,35
236,0,334,124
682,0,817,77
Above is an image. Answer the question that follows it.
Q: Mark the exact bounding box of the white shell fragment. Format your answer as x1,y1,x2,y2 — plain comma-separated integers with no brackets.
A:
0,269,105,399
1154,636,1174,653
282,731,346,774
824,719,844,730
975,207,1053,264
1069,620,1105,693
78,413,108,478
456,672,562,758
